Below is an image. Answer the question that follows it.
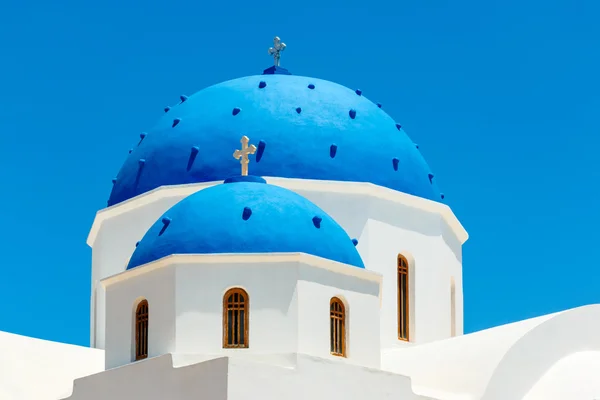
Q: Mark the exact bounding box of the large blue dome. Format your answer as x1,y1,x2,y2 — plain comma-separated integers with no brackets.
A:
127,177,364,270
109,73,441,207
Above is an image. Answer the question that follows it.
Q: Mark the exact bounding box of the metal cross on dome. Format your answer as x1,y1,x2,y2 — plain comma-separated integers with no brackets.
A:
268,36,286,67
233,136,257,176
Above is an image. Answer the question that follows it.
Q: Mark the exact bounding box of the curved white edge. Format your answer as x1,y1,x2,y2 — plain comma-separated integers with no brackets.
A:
88,178,468,247
0,330,105,400
100,252,382,300
481,304,600,400
381,304,600,400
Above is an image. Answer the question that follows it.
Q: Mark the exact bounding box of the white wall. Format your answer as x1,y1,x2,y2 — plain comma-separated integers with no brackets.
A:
287,185,464,346
228,354,428,400
175,261,300,355
90,194,191,348
94,283,106,350
481,304,600,400
297,266,381,368
104,265,176,369
265,181,466,347
102,254,381,369
523,351,600,400
381,314,553,398
381,305,600,400
65,353,429,400
281,180,464,261
0,330,104,400
65,355,229,400
362,219,463,348
89,179,466,352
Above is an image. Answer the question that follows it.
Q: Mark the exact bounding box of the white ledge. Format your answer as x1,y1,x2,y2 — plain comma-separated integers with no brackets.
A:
88,178,468,246
100,252,383,296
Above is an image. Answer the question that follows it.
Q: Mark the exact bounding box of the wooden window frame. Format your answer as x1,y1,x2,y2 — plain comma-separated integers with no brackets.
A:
397,254,410,341
330,297,346,357
223,288,249,349
135,299,149,361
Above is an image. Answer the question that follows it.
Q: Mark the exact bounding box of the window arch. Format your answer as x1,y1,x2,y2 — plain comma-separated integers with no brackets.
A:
223,288,249,348
330,297,346,357
398,254,409,341
134,299,149,361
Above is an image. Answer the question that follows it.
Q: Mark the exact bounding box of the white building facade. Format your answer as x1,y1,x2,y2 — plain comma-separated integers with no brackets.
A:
88,177,467,358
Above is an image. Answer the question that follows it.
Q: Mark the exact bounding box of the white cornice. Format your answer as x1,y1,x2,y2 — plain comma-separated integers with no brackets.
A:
88,178,468,247
100,252,383,290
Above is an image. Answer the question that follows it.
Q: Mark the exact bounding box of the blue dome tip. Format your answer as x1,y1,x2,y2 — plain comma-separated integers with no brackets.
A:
263,66,292,75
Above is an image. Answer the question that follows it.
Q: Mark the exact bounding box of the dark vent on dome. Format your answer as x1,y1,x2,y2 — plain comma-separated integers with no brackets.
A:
312,216,322,228
256,141,266,162
330,144,338,158
135,159,145,186
159,217,171,236
187,146,200,171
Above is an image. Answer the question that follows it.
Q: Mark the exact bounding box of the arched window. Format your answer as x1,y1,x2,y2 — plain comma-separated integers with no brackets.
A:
223,288,249,348
135,299,149,361
398,255,409,341
330,297,346,357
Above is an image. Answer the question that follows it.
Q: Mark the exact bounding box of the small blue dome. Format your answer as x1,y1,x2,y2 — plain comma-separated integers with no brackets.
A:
127,178,364,270
109,74,441,206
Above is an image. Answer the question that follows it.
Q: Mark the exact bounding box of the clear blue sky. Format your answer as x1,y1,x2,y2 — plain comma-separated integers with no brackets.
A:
0,0,598,346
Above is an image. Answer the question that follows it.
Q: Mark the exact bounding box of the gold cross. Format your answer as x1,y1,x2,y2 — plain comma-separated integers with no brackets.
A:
233,136,257,176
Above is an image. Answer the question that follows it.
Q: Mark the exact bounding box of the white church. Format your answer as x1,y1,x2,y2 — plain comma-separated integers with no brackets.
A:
2,37,599,400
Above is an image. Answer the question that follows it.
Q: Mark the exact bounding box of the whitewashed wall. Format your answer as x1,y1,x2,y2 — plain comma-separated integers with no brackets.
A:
65,355,229,400
104,265,176,369
523,351,600,400
89,178,466,351
0,331,104,400
363,219,463,348
380,305,600,400
101,254,381,369
90,194,187,348
296,266,381,368
64,354,429,400
284,181,465,347
175,261,300,355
